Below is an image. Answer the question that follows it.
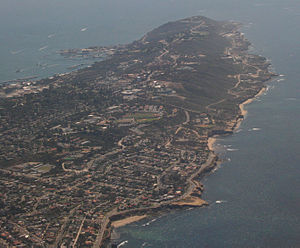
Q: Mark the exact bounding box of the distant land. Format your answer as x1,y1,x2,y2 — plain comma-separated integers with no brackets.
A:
0,16,275,247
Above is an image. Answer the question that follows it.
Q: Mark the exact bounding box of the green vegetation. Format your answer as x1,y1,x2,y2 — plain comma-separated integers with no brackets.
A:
0,16,275,247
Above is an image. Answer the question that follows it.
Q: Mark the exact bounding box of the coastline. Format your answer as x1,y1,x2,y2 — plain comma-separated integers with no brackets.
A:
104,29,276,248
108,85,271,246
235,86,267,130
206,87,268,171
208,137,217,151
102,151,217,247
0,16,278,248
111,215,147,228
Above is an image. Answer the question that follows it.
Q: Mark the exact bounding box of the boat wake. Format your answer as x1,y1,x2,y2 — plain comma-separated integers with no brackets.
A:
11,49,24,55
215,200,227,204
38,46,48,51
227,148,239,152
285,97,297,101
117,240,128,247
141,242,149,247
277,78,285,82
142,218,157,227
248,127,261,131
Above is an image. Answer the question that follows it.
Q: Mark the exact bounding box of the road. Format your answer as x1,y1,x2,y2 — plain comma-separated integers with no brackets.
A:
72,216,86,248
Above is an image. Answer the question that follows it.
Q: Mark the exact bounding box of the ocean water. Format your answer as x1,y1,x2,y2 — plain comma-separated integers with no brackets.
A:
114,1,300,247
1,0,299,247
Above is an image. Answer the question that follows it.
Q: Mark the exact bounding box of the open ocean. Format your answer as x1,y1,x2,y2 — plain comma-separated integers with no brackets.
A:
1,0,299,247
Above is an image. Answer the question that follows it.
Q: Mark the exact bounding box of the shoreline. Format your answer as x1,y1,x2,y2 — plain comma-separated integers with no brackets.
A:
206,87,268,167
111,215,147,228
208,137,217,151
104,32,277,248
108,85,270,246
102,151,217,247
0,16,278,248
235,86,267,131
111,83,276,247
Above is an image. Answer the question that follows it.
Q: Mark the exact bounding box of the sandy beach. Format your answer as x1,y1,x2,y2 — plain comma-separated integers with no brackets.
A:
236,87,267,130
172,196,208,207
239,87,266,117
111,215,147,228
208,137,217,151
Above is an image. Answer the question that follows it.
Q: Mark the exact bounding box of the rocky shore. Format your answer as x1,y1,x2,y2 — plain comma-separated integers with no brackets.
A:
102,21,276,248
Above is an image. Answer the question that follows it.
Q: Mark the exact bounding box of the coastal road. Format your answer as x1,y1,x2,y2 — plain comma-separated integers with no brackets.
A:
185,152,217,196
91,152,215,248
93,208,118,248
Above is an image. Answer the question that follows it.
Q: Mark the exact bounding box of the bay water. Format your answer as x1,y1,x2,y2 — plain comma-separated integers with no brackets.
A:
1,0,299,247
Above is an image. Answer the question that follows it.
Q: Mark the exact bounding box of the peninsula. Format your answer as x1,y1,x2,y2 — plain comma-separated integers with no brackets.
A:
0,16,275,247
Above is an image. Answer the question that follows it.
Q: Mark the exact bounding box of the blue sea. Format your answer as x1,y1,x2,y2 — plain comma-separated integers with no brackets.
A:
1,0,299,247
